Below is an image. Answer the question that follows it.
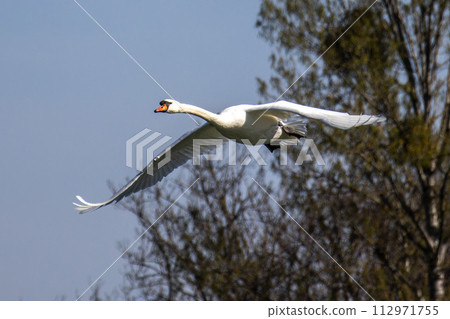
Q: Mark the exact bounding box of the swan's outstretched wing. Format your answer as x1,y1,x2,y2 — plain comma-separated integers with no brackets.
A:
242,101,386,129
74,123,226,214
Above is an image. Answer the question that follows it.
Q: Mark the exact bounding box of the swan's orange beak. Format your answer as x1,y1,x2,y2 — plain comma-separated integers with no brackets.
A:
154,104,168,113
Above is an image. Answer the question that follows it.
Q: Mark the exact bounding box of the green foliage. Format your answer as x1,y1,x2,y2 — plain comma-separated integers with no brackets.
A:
257,0,449,300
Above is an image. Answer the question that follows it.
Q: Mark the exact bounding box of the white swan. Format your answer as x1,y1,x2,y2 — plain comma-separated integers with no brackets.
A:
74,99,385,213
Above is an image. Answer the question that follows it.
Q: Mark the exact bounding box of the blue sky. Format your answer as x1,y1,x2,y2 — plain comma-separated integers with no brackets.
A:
0,0,273,300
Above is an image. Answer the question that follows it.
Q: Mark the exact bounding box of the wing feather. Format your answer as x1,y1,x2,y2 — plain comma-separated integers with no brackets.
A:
74,123,226,214
242,101,385,129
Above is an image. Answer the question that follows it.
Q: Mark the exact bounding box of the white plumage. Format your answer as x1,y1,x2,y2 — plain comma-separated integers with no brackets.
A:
74,100,385,213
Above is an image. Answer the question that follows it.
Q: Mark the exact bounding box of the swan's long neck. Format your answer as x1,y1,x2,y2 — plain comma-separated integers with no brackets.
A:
178,103,220,123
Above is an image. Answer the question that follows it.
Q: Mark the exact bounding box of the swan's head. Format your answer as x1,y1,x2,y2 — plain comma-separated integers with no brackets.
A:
155,99,182,113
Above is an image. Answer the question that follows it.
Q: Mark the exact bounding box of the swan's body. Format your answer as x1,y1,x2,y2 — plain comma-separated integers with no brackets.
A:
74,100,385,213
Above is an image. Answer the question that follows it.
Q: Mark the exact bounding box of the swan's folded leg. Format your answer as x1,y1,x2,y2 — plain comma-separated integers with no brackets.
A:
278,120,307,139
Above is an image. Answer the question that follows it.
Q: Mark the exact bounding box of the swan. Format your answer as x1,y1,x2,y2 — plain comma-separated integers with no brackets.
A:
74,99,385,213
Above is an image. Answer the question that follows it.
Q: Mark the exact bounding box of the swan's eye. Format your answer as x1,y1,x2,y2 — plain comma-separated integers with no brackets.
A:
159,100,172,106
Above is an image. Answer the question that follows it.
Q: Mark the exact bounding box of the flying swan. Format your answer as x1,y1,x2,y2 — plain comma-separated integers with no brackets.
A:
74,100,385,213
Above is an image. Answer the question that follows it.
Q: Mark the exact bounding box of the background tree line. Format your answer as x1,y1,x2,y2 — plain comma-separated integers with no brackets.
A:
92,0,449,300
